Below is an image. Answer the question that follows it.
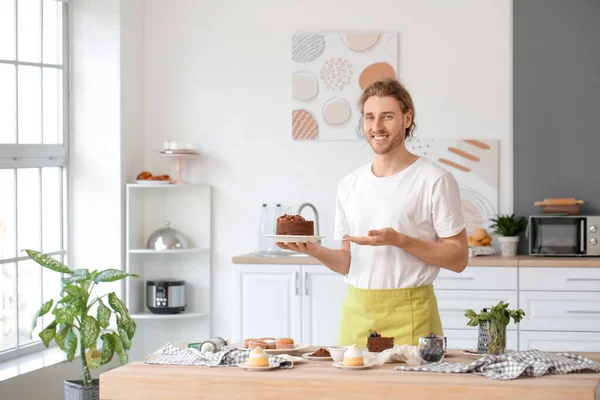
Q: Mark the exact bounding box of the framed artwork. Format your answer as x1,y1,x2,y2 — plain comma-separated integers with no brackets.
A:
292,32,399,141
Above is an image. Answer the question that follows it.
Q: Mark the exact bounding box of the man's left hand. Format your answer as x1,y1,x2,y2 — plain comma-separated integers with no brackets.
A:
343,228,406,247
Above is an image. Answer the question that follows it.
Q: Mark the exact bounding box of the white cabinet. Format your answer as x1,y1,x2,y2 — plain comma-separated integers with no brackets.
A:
301,266,347,347
232,265,302,343
520,331,600,352
435,267,517,291
232,264,346,345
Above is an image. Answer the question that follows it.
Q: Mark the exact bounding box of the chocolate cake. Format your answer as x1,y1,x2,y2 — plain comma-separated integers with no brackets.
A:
367,330,394,352
276,214,314,236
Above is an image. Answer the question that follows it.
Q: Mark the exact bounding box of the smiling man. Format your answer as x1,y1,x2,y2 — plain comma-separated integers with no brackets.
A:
281,78,468,347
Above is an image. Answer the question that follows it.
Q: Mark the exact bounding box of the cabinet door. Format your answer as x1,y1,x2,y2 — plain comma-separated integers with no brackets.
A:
520,331,600,352
301,265,347,346
232,265,302,344
436,290,519,330
445,329,518,351
435,267,517,290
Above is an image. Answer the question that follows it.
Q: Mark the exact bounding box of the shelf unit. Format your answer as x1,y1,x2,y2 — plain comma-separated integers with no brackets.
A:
125,183,212,357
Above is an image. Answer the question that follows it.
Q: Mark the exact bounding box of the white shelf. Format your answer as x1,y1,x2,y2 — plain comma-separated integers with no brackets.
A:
130,312,209,320
129,248,209,254
127,183,210,189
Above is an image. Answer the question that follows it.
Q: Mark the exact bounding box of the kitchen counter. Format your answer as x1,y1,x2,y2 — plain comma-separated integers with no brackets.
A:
99,347,600,400
232,252,600,267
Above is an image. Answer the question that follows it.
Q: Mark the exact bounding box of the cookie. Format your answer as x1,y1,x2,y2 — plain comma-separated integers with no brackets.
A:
472,228,487,241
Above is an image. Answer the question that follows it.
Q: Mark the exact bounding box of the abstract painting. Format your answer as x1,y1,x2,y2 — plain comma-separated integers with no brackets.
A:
292,32,399,141
407,138,499,234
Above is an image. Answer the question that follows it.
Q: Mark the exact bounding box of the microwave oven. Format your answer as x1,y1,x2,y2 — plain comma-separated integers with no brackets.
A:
529,215,600,256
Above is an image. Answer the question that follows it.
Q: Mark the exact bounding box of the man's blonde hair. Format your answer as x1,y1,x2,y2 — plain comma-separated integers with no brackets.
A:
358,78,416,138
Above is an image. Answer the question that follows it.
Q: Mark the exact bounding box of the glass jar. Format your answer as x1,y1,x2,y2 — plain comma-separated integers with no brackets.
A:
418,333,447,363
488,320,507,355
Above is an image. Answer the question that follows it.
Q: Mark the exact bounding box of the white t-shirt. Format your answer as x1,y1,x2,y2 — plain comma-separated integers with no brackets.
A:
334,157,466,289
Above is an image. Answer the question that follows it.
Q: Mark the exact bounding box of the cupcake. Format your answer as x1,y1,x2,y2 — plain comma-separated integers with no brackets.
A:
343,344,364,367
248,346,269,367
275,338,295,349
248,340,267,349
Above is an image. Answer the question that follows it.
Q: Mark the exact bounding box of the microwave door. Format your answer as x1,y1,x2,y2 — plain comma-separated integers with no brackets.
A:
531,217,585,255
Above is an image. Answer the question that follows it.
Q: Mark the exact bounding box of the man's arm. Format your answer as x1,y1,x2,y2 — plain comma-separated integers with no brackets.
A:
343,228,468,273
277,241,351,275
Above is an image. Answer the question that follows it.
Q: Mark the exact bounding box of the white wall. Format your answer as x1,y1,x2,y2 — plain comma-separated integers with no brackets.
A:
138,0,512,339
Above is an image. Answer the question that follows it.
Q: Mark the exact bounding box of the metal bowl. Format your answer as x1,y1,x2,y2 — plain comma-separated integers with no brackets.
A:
146,221,190,250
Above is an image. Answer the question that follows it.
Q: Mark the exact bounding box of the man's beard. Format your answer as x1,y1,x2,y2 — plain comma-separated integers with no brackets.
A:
368,129,405,155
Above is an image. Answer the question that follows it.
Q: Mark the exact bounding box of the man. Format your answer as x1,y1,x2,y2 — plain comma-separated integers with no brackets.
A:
280,78,468,347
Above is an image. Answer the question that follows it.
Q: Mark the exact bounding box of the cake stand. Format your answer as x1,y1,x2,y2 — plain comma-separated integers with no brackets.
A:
159,150,199,184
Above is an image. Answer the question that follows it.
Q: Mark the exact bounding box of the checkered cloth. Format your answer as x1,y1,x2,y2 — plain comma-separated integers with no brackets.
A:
144,342,293,368
395,349,600,380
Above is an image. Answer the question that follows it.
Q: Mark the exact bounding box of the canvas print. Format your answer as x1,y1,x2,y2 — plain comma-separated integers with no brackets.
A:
407,138,499,234
292,32,399,141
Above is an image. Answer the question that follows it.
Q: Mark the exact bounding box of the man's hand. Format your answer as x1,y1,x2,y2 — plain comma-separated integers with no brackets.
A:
276,241,320,257
343,228,405,247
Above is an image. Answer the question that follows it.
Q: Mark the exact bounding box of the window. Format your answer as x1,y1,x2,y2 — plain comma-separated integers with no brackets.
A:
0,0,69,362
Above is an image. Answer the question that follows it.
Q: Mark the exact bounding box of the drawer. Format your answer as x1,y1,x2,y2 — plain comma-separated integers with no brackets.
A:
436,290,519,330
445,329,518,351
435,267,517,290
519,291,600,331
520,267,600,291
520,331,600,352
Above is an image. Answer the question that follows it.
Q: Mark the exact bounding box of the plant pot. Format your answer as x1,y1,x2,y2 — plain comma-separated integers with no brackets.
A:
488,320,507,355
64,379,99,400
497,236,519,257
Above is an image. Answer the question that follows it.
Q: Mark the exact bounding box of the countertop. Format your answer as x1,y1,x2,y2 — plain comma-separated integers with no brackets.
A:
99,347,600,400
232,252,600,267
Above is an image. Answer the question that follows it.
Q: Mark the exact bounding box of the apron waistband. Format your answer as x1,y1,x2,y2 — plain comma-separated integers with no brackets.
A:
345,283,435,300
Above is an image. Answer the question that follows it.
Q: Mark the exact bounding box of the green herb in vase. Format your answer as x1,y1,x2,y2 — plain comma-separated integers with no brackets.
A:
464,301,525,355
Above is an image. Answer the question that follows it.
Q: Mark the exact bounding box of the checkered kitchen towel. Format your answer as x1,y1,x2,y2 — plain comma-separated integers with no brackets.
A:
144,342,293,368
395,349,600,380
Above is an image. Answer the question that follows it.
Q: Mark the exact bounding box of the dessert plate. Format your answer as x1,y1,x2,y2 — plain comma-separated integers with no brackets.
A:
265,235,324,244
302,352,333,361
135,180,172,185
237,362,280,371
332,362,376,370
233,343,309,354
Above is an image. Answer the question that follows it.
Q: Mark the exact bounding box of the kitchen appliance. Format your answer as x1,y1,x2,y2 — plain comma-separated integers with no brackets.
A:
529,215,600,256
146,221,190,250
146,280,186,314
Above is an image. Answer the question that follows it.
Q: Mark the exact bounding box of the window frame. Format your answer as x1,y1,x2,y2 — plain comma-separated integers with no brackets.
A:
0,0,70,363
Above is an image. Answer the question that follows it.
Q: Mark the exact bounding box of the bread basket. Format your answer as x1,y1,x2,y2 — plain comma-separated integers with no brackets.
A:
534,198,584,215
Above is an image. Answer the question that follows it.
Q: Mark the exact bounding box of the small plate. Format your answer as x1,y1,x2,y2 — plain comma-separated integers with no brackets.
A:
302,352,333,361
237,362,280,371
265,235,325,244
332,361,375,370
135,180,172,185
233,343,309,354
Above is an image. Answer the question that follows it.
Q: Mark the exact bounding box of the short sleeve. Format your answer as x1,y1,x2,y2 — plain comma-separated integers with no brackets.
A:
431,173,466,238
334,183,350,240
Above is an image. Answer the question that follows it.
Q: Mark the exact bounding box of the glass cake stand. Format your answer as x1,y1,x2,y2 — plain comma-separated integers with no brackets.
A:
159,150,199,184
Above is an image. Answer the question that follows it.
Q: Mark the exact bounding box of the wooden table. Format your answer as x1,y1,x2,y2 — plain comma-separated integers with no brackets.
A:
99,347,600,399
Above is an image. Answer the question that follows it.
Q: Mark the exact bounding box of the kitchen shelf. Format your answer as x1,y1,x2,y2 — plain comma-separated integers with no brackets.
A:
129,248,210,254
130,312,210,320
127,183,210,189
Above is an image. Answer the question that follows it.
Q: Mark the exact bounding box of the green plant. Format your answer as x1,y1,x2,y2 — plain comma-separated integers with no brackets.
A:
465,301,525,355
489,214,528,237
25,249,139,387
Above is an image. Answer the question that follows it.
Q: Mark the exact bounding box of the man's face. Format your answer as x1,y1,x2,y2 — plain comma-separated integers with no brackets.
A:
363,96,412,155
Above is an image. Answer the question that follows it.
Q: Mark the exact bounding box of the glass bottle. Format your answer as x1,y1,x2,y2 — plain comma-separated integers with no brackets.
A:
269,204,282,253
259,204,270,254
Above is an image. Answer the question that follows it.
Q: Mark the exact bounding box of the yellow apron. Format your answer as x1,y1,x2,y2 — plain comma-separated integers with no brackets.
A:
337,284,443,347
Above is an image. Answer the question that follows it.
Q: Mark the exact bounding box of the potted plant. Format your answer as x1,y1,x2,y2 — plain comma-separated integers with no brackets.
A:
464,301,525,355
489,214,528,256
24,249,139,400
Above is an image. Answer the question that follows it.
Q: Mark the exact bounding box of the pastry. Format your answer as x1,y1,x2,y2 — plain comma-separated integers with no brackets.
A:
343,344,364,367
159,175,171,181
275,338,295,349
309,348,331,357
276,214,314,236
367,330,394,352
136,171,152,180
248,340,267,349
468,238,483,247
243,338,256,348
471,228,487,241
263,339,276,349
480,235,492,245
248,347,269,367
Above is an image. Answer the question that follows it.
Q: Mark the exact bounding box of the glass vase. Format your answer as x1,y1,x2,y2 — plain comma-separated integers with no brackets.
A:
488,320,507,355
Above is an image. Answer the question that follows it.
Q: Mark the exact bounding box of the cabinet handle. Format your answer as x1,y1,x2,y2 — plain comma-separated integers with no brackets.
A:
566,310,600,314
580,220,585,253
304,271,309,296
566,278,600,281
295,272,299,296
